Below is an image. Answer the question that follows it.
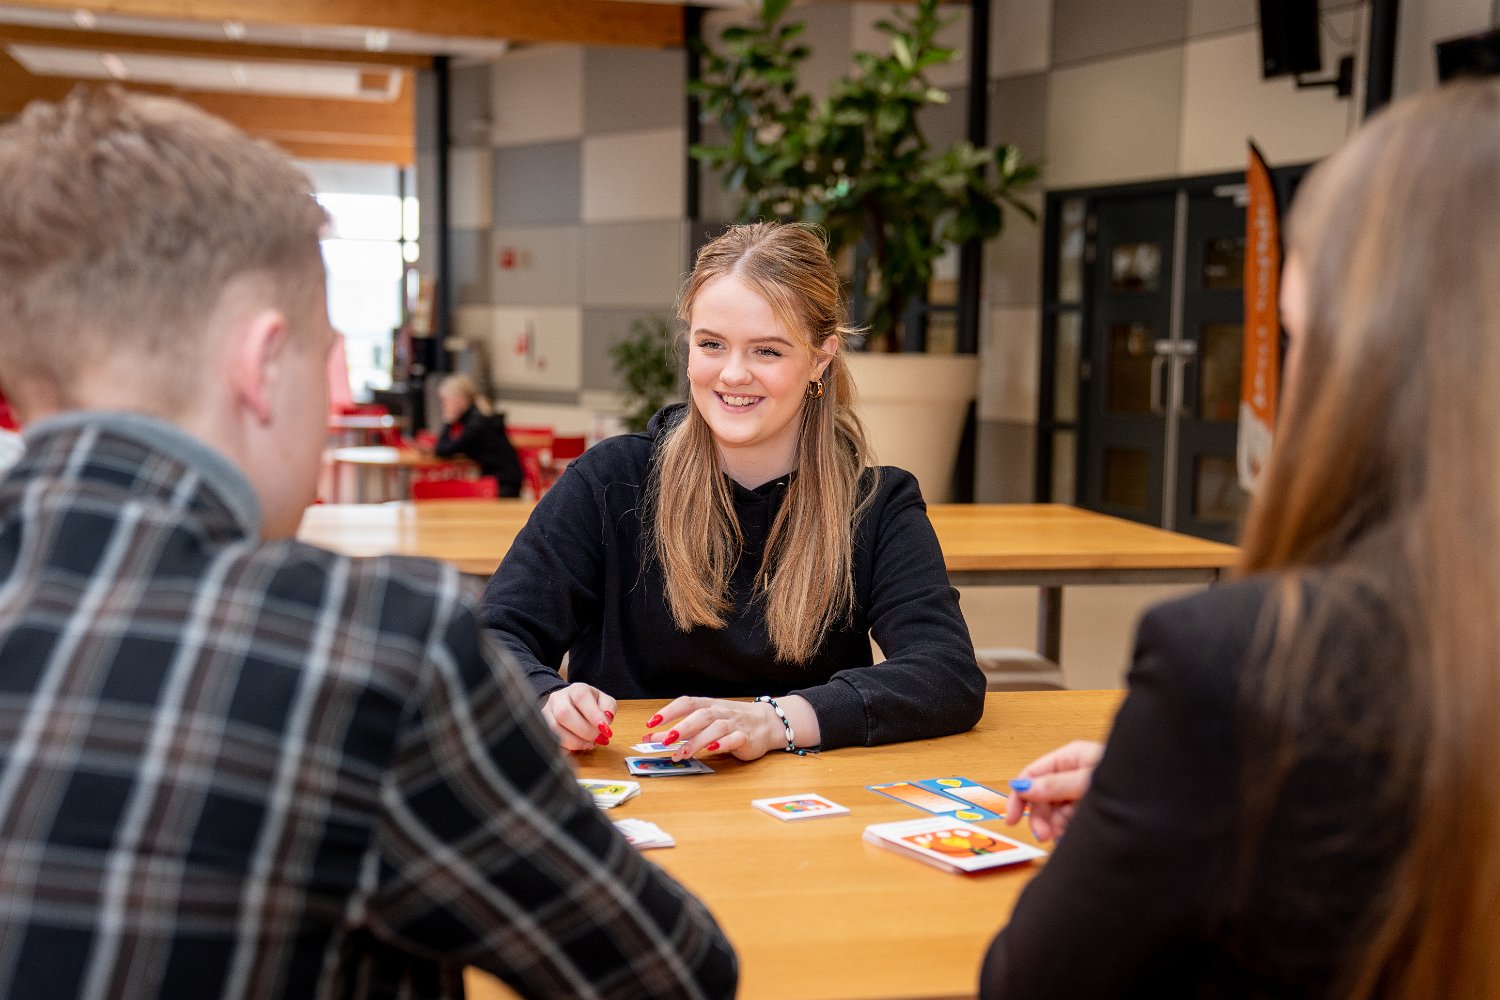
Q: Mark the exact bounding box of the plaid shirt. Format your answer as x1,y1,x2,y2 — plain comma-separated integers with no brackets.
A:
0,412,736,1000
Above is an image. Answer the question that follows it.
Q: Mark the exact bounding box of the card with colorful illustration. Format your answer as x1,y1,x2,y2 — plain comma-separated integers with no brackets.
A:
863,816,1045,874
914,777,1010,817
751,793,851,821
626,756,713,777
629,741,685,754
865,780,1000,821
577,778,640,808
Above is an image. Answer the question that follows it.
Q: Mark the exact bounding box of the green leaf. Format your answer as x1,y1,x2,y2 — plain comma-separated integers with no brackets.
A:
761,0,793,24
891,35,915,71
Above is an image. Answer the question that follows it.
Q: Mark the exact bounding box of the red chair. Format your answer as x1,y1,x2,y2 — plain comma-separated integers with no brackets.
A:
411,476,499,500
506,425,554,500
539,435,587,494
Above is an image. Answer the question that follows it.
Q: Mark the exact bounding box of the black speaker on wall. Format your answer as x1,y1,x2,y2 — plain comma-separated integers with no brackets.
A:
1437,28,1500,81
1258,0,1322,78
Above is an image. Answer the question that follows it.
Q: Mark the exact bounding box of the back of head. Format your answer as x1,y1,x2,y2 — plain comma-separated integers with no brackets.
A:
1238,78,1500,998
0,87,328,419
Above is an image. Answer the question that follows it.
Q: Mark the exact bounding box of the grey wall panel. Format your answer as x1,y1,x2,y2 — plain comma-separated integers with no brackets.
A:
582,307,682,393
492,141,582,225
989,71,1048,165
582,220,688,308
449,62,493,149
1052,0,1188,65
491,225,583,306
917,86,966,150
449,227,492,307
584,46,686,134
975,419,1037,502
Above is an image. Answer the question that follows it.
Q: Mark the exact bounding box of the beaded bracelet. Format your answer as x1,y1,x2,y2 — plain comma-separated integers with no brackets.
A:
754,695,797,753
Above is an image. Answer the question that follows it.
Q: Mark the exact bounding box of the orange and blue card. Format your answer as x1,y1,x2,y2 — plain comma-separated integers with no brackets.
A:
751,793,851,821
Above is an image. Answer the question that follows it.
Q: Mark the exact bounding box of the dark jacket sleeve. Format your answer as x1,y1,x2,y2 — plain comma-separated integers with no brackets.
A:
979,583,1262,999
792,470,985,749
369,572,737,999
477,462,607,699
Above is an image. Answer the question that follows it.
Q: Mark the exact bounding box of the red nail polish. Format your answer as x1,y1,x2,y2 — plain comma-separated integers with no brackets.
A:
604,710,615,722
646,714,663,729
704,741,720,752
665,730,679,745
598,722,612,737
595,735,609,745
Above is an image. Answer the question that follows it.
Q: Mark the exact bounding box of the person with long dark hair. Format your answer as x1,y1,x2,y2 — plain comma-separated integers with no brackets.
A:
982,78,1500,998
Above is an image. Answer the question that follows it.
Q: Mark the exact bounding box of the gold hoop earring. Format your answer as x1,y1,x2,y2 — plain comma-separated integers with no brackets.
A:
806,377,824,399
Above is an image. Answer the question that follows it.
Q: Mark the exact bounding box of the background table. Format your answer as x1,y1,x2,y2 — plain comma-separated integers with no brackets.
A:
464,690,1122,1000
297,501,1237,659
325,445,475,502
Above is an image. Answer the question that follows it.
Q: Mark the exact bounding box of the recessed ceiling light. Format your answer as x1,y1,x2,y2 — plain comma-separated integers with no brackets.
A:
71,9,97,29
99,52,128,80
364,29,390,52
223,21,247,41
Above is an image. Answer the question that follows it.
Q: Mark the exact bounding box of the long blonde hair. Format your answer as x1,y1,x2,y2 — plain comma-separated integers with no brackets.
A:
1236,79,1500,997
649,222,874,663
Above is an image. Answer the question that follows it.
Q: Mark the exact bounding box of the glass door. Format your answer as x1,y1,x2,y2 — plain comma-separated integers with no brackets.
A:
1071,182,1250,541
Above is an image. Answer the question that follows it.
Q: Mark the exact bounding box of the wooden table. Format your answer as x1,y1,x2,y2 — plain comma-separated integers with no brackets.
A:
297,501,1237,659
325,445,475,503
465,690,1122,1000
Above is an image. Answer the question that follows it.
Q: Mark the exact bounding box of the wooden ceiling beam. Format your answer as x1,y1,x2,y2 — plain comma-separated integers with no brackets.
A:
0,51,414,164
0,23,431,67
4,0,683,48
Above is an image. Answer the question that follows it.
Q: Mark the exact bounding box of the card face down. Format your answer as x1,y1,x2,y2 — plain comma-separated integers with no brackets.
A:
626,756,713,777
863,816,1046,874
751,793,851,821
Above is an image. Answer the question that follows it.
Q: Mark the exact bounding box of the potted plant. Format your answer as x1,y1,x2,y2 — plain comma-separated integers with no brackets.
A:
609,316,681,433
691,0,1038,499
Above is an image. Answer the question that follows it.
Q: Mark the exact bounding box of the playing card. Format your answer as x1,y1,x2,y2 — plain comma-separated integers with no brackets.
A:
751,793,851,821
625,756,713,777
577,778,640,808
866,779,1000,821
614,818,675,849
863,816,1045,873
629,741,685,754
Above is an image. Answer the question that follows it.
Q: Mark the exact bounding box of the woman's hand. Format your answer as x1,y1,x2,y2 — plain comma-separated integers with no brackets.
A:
1003,739,1105,842
540,682,618,753
643,695,819,762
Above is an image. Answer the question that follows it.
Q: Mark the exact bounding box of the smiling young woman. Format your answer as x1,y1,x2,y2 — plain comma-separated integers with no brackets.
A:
479,222,984,763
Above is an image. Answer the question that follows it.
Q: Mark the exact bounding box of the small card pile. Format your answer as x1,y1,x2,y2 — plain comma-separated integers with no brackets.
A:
863,816,1045,874
626,756,712,777
578,778,640,808
629,741,685,754
752,793,850,821
615,818,675,850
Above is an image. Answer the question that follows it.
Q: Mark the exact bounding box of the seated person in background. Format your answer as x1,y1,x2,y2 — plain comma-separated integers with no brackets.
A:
432,372,523,496
481,222,984,761
982,78,1500,999
0,87,735,1000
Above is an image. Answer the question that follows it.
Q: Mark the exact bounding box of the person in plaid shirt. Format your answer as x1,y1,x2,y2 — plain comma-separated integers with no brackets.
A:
0,87,737,1000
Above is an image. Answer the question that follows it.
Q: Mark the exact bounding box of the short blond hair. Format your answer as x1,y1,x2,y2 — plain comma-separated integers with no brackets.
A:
0,86,328,415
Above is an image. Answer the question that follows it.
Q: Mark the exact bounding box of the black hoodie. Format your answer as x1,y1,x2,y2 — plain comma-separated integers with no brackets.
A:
478,404,983,750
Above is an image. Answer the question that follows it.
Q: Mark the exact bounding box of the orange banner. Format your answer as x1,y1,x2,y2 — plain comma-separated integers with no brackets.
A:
1238,142,1281,491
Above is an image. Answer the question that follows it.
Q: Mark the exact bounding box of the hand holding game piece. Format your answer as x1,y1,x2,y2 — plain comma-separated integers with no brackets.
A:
643,694,820,761
1003,739,1105,841
541,682,618,753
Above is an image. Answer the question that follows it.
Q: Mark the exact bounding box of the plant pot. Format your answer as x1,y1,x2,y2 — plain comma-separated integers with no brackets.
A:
845,352,979,504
